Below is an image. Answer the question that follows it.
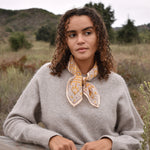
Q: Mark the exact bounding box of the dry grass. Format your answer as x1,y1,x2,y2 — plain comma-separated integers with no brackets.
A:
0,41,55,135
111,44,150,66
111,44,150,116
0,40,55,64
0,42,150,144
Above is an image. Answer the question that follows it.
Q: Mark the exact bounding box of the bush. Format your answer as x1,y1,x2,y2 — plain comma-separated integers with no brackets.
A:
5,27,13,32
9,32,32,51
139,31,150,43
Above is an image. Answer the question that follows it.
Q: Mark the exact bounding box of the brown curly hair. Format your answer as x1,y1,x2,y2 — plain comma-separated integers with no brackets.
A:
50,7,114,80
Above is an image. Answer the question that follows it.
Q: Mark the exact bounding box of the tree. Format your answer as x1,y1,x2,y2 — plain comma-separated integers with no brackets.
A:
36,26,51,42
117,19,139,43
85,2,115,40
147,23,150,29
36,25,56,45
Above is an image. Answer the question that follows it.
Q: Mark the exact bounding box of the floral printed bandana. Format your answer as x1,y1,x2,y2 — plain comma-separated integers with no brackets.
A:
66,56,100,107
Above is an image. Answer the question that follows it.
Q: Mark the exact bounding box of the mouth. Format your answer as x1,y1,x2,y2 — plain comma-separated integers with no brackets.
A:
76,47,88,52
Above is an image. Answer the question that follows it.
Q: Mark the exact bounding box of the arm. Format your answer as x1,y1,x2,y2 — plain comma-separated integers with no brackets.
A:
101,78,145,150
3,72,61,149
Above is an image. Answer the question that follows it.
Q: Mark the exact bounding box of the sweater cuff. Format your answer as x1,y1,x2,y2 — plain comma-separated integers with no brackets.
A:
99,135,113,148
99,135,120,150
23,124,62,149
99,135,141,150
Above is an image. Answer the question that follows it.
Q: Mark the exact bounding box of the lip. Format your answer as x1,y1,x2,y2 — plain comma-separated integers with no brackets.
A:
76,47,88,52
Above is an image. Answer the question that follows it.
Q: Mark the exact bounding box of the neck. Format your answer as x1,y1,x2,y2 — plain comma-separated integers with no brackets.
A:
75,58,95,74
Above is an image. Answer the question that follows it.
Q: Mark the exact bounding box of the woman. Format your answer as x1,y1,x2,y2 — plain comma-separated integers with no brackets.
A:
3,7,145,150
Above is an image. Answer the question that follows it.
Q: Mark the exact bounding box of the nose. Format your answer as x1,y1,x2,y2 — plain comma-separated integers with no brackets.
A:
77,34,85,45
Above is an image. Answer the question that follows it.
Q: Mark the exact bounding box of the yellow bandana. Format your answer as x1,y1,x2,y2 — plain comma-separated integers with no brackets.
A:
66,56,100,107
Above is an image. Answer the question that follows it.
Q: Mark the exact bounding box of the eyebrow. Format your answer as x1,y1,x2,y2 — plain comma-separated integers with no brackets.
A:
66,26,94,33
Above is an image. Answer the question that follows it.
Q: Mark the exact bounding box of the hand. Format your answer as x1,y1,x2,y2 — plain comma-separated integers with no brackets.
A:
80,138,112,150
49,135,77,150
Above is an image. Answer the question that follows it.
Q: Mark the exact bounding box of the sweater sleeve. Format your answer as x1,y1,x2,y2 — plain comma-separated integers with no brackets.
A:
101,77,147,150
3,71,62,149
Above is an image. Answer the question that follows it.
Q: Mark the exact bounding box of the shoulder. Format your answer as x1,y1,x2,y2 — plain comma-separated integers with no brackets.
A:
34,62,51,78
108,72,132,97
108,71,126,85
35,62,70,79
100,71,128,92
38,62,51,72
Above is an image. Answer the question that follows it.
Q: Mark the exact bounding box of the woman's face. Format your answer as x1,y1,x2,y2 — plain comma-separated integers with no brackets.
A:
66,15,97,64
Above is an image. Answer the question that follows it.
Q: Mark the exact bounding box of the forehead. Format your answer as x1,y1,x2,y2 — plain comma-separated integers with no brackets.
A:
66,15,94,31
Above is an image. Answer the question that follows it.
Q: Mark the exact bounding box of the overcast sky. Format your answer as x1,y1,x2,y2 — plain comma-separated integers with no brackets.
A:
0,0,150,27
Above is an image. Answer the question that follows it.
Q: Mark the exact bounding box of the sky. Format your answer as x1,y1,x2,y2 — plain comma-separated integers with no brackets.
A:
0,0,150,27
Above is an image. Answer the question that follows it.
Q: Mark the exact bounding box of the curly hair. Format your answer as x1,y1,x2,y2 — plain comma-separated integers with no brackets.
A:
50,7,114,80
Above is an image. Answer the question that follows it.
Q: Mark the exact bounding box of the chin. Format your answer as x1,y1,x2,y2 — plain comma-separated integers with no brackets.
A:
75,56,91,62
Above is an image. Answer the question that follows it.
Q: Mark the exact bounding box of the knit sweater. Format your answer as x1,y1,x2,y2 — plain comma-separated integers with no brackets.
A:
3,63,145,150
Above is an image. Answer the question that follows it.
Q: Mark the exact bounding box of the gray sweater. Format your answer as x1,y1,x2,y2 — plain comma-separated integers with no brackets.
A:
3,63,145,150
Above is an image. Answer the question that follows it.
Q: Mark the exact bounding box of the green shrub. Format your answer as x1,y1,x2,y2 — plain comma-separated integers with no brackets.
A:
5,27,13,32
139,31,150,43
9,32,32,51
139,81,150,149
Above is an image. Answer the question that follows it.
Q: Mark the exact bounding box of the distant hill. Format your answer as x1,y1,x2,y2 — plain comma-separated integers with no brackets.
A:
0,8,149,41
137,24,150,32
0,8,60,39
113,24,150,32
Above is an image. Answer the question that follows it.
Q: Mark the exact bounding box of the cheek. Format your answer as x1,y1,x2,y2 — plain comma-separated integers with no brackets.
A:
66,40,74,51
66,39,70,47
91,38,98,51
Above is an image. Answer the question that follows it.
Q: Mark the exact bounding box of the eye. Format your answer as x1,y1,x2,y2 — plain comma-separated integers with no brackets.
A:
68,33,76,38
85,31,92,36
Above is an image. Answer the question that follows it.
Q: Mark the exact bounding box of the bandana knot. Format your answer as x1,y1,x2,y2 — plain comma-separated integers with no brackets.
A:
66,56,100,107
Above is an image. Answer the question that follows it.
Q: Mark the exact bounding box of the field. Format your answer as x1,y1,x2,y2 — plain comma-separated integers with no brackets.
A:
0,41,150,145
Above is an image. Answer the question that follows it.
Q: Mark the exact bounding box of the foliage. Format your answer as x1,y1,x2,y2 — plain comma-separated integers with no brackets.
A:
85,2,115,40
117,19,139,43
9,32,32,51
36,25,56,45
5,27,13,32
139,30,150,43
147,23,150,28
139,81,150,149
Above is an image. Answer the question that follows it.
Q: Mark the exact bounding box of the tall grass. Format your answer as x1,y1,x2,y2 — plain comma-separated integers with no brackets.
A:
0,41,55,135
0,67,33,135
117,59,150,87
111,44,150,65
139,81,150,149
112,44,150,120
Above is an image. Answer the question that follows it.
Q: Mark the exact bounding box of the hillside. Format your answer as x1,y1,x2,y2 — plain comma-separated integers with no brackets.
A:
0,8,60,40
113,24,150,32
0,8,149,42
